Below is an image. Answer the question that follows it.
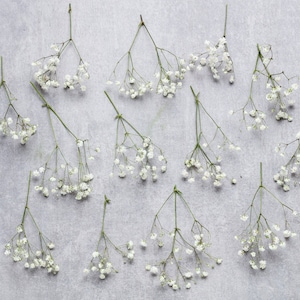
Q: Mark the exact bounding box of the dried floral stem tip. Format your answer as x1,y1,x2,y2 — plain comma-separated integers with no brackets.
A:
142,186,221,290
0,56,37,144
83,196,134,280
188,5,234,83
182,86,239,186
31,83,96,200
274,132,300,191
4,172,59,274
231,44,299,130
32,4,89,91
105,92,167,181
236,163,298,270
106,16,186,99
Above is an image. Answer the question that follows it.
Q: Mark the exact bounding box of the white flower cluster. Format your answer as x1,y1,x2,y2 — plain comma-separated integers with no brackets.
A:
64,61,89,91
0,116,37,144
242,109,267,131
155,58,186,98
32,141,96,200
107,76,153,99
236,220,297,270
182,158,226,187
84,241,134,280
188,37,234,83
142,187,221,290
33,164,94,200
274,134,300,191
32,43,89,91
4,225,59,275
112,137,167,181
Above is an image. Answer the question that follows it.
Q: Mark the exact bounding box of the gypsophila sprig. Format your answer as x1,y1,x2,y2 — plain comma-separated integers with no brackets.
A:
231,44,299,130
188,5,234,83
106,15,186,99
32,4,89,91
84,196,134,280
235,163,298,270
31,82,97,200
142,186,221,290
274,132,300,191
0,56,37,144
105,92,167,181
4,172,59,274
182,86,240,186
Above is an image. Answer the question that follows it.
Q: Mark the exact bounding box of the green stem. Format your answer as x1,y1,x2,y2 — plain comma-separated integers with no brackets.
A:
21,171,32,224
97,195,110,248
104,91,120,115
31,82,78,140
68,3,72,40
223,4,228,37
0,56,3,85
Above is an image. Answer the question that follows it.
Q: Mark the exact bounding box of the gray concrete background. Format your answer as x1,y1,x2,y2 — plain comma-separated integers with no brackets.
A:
1,0,300,299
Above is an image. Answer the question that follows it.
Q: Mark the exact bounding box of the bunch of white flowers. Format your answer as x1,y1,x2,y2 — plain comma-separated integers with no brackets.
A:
32,4,89,91
182,87,239,186
232,44,298,130
105,92,167,181
84,197,134,280
273,132,300,191
0,56,37,144
236,163,298,270
142,186,221,290
4,174,59,275
188,37,234,83
31,83,97,200
106,16,186,99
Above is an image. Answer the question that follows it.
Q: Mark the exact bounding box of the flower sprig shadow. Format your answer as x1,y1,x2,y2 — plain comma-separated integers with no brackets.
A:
106,15,186,99
231,44,299,130
188,5,235,83
31,82,98,200
4,172,59,274
83,196,134,280
32,4,89,91
141,186,222,290
274,132,300,191
235,163,298,270
0,56,37,144
105,92,167,181
182,86,240,187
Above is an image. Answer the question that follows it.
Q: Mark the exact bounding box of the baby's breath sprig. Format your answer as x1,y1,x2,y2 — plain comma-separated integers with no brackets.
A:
105,92,167,181
106,15,186,99
0,56,37,144
31,82,97,200
231,44,299,130
83,196,134,280
182,86,240,186
188,5,234,83
273,131,300,191
4,172,59,274
141,186,222,290
32,4,89,91
235,163,298,270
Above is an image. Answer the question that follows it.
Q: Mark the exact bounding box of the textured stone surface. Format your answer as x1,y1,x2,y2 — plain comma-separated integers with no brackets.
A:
1,0,300,299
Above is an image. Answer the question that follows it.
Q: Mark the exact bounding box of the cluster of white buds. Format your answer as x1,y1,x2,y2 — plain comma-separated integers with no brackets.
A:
142,187,221,290
274,132,300,191
5,225,59,275
155,59,186,98
107,16,187,99
0,116,37,144
236,163,298,270
188,37,234,83
242,109,267,131
32,140,96,200
112,136,167,181
64,61,89,91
